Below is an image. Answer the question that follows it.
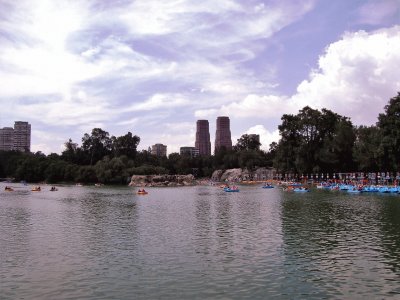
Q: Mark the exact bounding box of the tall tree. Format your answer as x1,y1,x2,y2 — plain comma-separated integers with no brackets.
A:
111,132,140,159
273,106,355,174
81,128,112,165
353,126,381,171
234,134,261,151
377,92,400,171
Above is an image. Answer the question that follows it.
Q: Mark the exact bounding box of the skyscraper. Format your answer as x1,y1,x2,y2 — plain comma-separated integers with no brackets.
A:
195,120,211,156
13,121,31,152
215,116,232,153
0,127,14,151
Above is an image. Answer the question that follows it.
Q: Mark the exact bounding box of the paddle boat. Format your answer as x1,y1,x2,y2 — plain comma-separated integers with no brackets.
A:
4,186,14,192
31,186,41,192
293,187,309,192
137,189,148,195
347,187,361,193
378,186,390,193
224,186,240,192
262,183,274,189
362,185,379,192
287,182,302,187
339,184,352,191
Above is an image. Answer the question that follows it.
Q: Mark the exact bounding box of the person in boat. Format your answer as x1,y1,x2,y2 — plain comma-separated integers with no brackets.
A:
50,186,57,191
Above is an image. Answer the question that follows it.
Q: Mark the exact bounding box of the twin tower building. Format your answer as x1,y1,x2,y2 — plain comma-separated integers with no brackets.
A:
195,116,232,156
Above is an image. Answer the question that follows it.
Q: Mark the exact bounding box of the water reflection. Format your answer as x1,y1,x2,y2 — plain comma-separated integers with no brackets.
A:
2,184,400,299
280,191,400,298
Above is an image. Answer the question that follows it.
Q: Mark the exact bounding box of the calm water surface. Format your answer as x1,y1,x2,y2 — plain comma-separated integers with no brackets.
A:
1,183,400,299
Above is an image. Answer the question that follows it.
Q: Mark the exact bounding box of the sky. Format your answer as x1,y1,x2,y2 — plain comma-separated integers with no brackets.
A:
0,0,399,155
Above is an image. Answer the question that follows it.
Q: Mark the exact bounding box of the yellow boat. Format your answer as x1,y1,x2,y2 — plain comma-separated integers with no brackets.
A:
31,186,41,192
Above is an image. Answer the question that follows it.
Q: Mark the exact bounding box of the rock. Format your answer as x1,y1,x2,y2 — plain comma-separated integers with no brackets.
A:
211,167,276,182
129,174,195,187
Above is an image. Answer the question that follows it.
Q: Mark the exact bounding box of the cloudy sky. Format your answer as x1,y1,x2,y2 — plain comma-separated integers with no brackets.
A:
1,0,399,154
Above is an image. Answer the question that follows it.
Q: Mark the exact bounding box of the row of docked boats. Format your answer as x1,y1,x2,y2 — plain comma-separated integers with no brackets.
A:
316,183,400,194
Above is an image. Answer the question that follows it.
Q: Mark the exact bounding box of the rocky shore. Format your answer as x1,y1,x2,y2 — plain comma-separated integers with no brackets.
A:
129,167,276,187
211,167,276,182
129,174,196,187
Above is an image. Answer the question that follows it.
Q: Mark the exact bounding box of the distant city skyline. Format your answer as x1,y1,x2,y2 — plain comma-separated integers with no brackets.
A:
1,1,399,154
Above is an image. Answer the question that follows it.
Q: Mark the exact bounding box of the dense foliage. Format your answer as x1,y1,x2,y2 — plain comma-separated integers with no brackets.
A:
1,93,399,183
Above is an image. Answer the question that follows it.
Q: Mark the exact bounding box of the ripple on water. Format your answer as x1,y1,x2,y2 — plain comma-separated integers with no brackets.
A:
1,184,400,299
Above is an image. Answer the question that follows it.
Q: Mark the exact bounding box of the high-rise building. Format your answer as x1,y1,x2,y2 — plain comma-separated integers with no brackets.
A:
0,127,15,151
180,146,199,158
13,121,31,152
195,120,211,156
0,121,31,152
215,116,232,153
151,143,167,157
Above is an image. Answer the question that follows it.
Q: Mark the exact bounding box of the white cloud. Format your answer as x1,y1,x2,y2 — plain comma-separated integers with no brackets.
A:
125,94,190,112
195,108,219,119
196,94,289,119
139,122,197,154
6,0,379,156
245,125,280,151
291,26,400,125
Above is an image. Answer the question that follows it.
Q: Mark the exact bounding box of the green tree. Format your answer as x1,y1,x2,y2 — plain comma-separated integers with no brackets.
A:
273,106,355,174
111,132,140,159
81,128,112,165
377,92,400,171
234,134,261,151
353,126,381,171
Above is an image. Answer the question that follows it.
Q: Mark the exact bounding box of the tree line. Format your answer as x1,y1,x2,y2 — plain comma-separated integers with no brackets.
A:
0,92,399,184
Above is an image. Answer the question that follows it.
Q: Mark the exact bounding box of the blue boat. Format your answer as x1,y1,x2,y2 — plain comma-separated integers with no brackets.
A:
378,186,390,193
339,184,351,190
293,188,309,192
262,185,274,189
347,187,361,193
362,185,379,192
224,188,240,192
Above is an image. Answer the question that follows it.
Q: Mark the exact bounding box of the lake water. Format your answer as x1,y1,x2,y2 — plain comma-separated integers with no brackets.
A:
1,182,400,299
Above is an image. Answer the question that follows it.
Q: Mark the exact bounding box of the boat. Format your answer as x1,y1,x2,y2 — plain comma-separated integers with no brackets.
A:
50,186,58,191
347,187,361,193
378,186,390,193
339,184,352,190
262,184,274,189
137,189,148,195
224,187,240,192
31,186,41,192
362,185,379,192
293,187,309,192
4,186,14,192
